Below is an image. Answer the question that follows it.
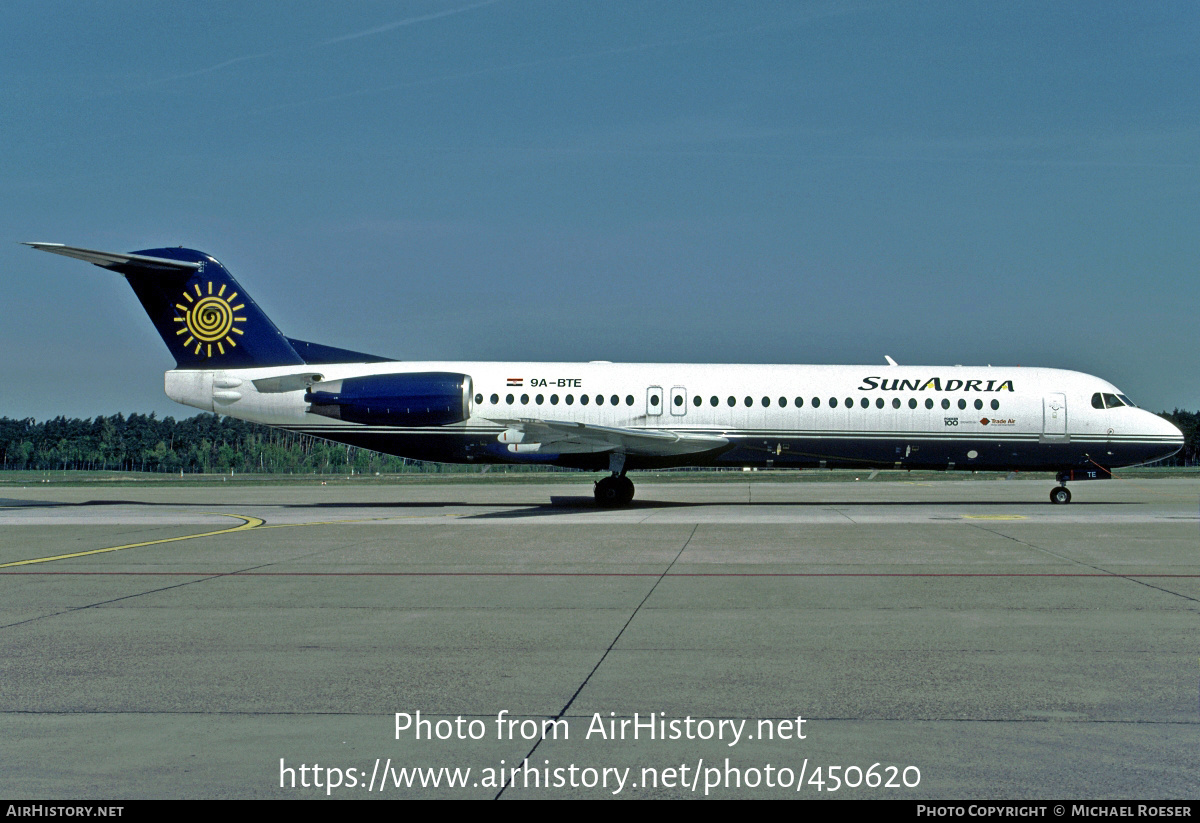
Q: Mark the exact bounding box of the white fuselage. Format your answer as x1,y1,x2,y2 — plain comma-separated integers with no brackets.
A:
165,361,1183,474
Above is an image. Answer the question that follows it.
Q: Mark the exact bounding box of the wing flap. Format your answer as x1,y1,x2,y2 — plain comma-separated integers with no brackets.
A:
491,418,728,456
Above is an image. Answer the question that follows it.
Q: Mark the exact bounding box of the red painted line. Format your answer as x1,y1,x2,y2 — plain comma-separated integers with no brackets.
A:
1,571,1198,578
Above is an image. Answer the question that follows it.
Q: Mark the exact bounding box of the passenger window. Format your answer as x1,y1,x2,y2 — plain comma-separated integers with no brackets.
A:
693,395,702,407
845,397,853,408
990,399,999,411
727,396,736,407
474,393,483,404
925,398,933,409
536,394,544,405
892,398,900,409
550,394,559,405
1091,393,1105,409
595,395,603,405
490,394,499,404
908,398,917,409
830,397,838,408
762,397,770,407
506,394,514,404
794,397,804,408
674,395,683,407
860,398,869,409
580,394,589,405
610,395,619,406
565,394,574,405
626,395,634,406
779,397,788,408
812,397,821,408
974,399,983,410
744,396,753,407
941,398,950,410
957,399,966,410
711,396,719,407
876,398,884,409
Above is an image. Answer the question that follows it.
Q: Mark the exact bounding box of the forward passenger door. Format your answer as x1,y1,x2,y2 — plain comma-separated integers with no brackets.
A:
1042,393,1068,440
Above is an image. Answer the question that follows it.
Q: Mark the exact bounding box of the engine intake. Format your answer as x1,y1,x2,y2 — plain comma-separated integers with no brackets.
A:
305,372,472,427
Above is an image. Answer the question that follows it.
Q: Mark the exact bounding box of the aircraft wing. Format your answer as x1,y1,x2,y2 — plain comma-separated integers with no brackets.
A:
489,418,729,456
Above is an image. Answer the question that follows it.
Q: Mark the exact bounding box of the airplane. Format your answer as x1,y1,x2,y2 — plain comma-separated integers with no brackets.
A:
27,242,1184,506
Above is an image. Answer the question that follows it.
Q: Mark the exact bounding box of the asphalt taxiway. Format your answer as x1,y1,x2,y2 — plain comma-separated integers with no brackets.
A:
1,477,1197,798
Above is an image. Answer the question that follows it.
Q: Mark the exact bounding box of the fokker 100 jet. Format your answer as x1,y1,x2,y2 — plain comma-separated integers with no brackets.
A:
28,243,1184,506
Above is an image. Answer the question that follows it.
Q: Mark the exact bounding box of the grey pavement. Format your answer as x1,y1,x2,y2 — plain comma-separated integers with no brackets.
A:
1,478,1197,798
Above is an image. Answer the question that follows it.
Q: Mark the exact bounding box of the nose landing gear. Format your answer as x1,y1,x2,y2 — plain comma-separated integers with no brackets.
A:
1050,466,1110,504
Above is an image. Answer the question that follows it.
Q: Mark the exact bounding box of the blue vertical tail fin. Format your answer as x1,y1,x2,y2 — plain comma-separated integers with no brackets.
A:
28,244,305,369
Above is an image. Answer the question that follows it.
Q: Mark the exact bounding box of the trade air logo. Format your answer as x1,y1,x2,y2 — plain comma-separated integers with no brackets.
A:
173,281,246,358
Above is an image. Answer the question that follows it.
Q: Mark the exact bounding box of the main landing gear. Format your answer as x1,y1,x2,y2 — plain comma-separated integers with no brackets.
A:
1049,485,1072,505
595,473,635,507
595,452,635,507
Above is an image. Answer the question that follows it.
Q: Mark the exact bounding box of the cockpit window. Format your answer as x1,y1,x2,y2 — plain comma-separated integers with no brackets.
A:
1094,392,1130,409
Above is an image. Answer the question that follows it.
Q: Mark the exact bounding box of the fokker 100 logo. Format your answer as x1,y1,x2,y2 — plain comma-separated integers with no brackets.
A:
173,281,246,358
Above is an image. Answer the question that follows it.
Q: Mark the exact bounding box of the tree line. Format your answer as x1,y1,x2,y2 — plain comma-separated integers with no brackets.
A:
0,413,472,474
0,410,1196,473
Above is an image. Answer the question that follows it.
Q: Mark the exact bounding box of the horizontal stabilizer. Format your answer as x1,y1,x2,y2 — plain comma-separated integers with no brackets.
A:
25,243,201,272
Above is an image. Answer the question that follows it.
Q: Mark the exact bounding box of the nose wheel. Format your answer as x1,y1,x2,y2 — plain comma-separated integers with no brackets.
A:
1049,486,1072,505
595,474,635,507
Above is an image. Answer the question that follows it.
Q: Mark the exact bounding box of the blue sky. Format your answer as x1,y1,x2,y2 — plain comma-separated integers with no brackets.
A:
4,1,1198,418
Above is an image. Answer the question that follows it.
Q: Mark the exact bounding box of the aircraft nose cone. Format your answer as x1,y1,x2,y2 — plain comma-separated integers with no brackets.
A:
1156,414,1185,442
1143,412,1186,463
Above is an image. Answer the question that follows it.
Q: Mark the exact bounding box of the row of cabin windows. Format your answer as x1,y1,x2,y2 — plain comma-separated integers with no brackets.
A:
477,392,1001,412
681,395,998,411
480,393,637,407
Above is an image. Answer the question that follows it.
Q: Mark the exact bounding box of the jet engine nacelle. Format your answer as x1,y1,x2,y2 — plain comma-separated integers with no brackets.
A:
305,372,472,427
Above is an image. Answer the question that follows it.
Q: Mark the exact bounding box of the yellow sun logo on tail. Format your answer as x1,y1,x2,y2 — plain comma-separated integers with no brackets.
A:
173,281,246,358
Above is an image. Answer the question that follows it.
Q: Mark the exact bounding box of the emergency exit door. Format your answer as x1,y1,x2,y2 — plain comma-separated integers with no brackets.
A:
669,386,687,416
647,386,663,416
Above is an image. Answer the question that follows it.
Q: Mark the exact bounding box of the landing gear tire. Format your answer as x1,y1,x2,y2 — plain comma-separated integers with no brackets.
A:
615,475,634,505
594,476,620,507
1050,486,1072,505
595,474,635,507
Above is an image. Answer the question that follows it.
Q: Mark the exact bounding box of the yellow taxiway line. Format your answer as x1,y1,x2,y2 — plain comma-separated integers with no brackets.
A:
0,513,265,568
0,511,464,569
